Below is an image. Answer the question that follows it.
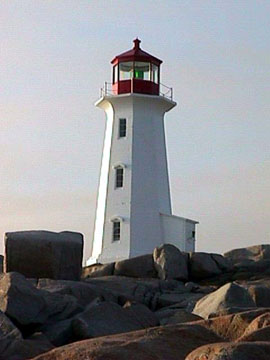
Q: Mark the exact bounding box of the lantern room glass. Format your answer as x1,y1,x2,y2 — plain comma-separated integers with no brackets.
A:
152,64,159,84
116,61,160,84
119,62,133,80
113,65,118,84
134,62,150,80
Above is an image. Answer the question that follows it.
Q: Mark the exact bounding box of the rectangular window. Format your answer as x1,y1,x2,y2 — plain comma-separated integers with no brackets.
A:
192,231,196,238
119,118,127,138
113,221,120,241
115,167,124,188
119,62,133,80
134,62,150,80
113,65,118,84
152,64,159,84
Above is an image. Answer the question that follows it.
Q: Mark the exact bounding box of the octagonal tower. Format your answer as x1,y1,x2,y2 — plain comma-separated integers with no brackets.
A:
88,39,198,265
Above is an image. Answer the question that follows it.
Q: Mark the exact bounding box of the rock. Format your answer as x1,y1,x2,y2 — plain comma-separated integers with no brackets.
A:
247,281,270,307
85,276,154,307
83,276,171,309
83,275,143,300
184,281,217,294
31,322,222,360
198,272,236,287
123,301,159,328
0,272,48,326
238,312,270,341
208,306,258,318
0,309,22,339
186,342,270,360
224,244,270,262
153,244,188,281
211,253,233,272
84,276,179,296
189,252,223,280
40,291,80,325
41,299,157,347
157,292,205,310
160,282,189,295
0,255,3,273
114,254,157,278
223,245,270,279
197,308,270,341
3,333,54,360
40,319,74,347
72,300,157,339
4,231,83,281
233,259,270,275
81,262,115,278
245,312,270,333
83,276,189,311
238,326,270,342
0,310,22,356
193,282,256,319
155,308,202,325
37,278,116,307
0,272,81,329
184,282,199,292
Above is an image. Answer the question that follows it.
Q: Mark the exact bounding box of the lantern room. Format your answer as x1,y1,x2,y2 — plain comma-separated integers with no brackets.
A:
111,39,162,96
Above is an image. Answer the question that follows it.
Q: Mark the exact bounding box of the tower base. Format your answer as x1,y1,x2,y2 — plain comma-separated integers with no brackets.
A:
87,213,198,265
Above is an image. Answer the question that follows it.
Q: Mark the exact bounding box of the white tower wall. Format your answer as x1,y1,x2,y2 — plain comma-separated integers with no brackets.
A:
90,93,176,264
99,96,133,262
130,95,174,256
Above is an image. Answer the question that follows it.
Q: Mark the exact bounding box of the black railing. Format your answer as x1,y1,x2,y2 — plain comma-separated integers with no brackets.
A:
100,81,173,101
159,83,173,101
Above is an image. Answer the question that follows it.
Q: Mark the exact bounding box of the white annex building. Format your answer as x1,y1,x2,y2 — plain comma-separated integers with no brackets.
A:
87,39,198,265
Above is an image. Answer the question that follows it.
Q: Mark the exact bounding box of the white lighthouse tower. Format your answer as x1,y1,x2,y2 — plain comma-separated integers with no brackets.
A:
88,39,198,265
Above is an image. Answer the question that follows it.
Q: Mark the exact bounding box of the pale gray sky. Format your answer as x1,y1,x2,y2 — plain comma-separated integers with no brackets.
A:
1,1,270,262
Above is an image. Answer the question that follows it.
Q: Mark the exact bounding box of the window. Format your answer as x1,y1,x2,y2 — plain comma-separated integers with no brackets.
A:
113,65,118,84
115,167,124,188
119,62,133,80
152,64,159,84
113,220,120,242
192,231,196,238
119,118,127,138
134,62,150,80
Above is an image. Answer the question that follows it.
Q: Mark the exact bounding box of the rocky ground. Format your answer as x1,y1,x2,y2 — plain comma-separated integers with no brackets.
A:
1,236,270,359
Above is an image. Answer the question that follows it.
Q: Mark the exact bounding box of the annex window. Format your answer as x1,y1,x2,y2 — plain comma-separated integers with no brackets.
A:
112,220,121,242
115,166,124,188
119,118,127,138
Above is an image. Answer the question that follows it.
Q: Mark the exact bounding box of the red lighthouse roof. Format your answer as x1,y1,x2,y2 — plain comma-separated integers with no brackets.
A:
111,38,162,66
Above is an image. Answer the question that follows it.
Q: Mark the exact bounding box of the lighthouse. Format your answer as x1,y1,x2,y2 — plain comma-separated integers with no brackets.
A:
87,39,198,265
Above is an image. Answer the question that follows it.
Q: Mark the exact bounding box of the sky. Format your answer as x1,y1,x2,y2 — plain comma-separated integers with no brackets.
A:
1,0,270,263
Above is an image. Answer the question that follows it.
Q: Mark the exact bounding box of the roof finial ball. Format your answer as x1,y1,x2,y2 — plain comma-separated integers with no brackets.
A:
133,38,141,49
